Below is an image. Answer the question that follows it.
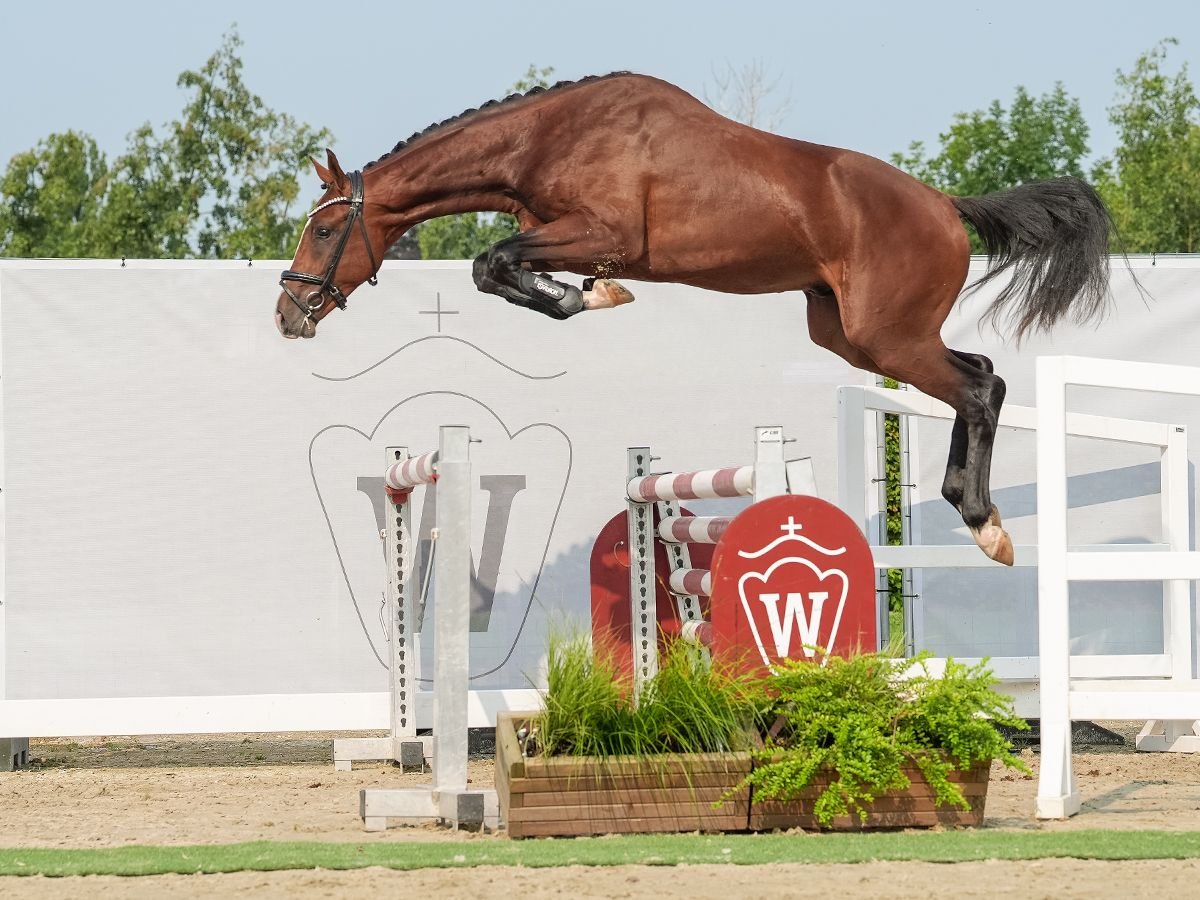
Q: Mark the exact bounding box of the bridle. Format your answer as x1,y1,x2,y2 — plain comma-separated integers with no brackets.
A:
279,170,380,323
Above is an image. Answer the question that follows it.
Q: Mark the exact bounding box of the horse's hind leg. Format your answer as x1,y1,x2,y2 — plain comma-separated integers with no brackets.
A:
472,211,638,320
808,297,1010,563
940,351,996,511
843,322,1011,564
892,346,1010,564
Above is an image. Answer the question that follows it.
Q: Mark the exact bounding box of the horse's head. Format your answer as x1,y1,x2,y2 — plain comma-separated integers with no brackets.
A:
276,150,383,339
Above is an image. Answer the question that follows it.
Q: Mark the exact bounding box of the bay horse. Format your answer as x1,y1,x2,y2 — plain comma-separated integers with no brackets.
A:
276,73,1115,566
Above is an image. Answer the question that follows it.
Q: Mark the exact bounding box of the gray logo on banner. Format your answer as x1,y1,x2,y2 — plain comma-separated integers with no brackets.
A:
356,474,527,631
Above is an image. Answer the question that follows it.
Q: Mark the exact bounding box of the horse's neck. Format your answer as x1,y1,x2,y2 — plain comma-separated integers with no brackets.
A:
368,119,528,237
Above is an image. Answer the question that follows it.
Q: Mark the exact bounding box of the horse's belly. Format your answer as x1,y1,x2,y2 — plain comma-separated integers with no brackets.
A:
628,251,820,295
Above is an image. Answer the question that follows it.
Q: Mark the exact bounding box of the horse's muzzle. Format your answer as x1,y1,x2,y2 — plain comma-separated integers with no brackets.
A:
275,296,317,339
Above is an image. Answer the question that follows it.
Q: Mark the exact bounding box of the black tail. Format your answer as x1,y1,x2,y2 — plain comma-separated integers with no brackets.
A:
952,177,1113,340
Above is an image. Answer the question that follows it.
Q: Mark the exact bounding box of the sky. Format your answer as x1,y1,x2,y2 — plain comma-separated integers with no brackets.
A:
2,0,1198,180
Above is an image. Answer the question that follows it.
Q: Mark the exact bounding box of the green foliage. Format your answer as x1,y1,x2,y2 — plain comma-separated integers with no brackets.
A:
416,64,555,260
740,651,1029,826
0,131,108,257
892,83,1090,196
892,84,1089,253
1092,39,1200,253
510,64,557,94
0,28,329,259
174,33,330,259
881,378,904,630
538,636,1027,829
537,634,762,758
417,212,519,260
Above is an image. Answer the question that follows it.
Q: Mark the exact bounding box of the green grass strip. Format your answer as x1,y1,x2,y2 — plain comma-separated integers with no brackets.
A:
2,830,1200,877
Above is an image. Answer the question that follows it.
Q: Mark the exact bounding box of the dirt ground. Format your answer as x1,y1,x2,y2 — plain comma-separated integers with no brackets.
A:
3,722,1200,898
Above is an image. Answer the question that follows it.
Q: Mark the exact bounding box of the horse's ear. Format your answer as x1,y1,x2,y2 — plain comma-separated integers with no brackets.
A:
311,156,334,190
324,148,350,191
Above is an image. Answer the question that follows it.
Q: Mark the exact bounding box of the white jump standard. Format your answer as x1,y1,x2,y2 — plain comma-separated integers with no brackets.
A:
625,426,815,693
337,426,498,830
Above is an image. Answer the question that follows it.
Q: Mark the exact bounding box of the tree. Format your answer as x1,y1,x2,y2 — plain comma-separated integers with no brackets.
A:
703,60,792,131
416,211,524,260
1092,39,1200,253
891,83,1090,197
175,33,331,259
414,64,555,260
0,29,330,259
0,131,109,257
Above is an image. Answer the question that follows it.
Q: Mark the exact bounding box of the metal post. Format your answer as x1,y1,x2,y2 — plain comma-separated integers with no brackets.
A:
836,387,869,535
628,447,657,697
658,497,704,633
333,446,427,771
432,425,471,793
753,426,788,499
386,447,420,756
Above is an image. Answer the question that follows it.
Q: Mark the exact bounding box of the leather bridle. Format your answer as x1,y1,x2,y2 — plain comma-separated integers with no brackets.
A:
279,170,379,323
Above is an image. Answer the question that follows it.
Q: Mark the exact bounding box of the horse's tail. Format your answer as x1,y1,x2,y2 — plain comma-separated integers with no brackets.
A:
951,177,1113,340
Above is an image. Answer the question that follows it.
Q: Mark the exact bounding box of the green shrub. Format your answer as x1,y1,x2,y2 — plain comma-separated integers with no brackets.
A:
537,634,762,758
534,636,1030,828
740,651,1031,825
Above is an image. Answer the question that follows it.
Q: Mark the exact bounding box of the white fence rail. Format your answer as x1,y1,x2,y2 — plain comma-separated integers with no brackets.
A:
837,383,1198,723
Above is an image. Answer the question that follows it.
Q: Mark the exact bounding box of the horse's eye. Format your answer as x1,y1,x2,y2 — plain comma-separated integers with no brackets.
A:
315,226,332,239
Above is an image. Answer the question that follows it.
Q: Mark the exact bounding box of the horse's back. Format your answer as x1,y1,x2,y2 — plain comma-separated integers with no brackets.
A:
512,74,968,294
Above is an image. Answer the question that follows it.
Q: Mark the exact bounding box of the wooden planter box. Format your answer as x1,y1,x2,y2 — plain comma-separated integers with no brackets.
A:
748,761,990,831
496,712,990,837
496,712,751,838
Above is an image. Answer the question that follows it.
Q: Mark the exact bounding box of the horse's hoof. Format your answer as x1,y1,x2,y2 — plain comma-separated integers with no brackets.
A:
970,508,1014,566
583,279,635,310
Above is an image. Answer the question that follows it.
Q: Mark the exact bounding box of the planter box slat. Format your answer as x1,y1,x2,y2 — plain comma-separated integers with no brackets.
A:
523,754,751,779
756,778,989,801
509,812,749,838
514,786,735,808
508,771,748,793
753,808,984,830
509,798,749,823
752,795,983,815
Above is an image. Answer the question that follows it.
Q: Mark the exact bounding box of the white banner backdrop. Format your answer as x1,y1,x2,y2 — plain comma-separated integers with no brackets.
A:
910,257,1200,672
0,260,862,733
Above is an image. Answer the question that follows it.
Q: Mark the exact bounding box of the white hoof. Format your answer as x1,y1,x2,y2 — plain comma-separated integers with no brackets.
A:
583,279,635,310
969,508,1014,566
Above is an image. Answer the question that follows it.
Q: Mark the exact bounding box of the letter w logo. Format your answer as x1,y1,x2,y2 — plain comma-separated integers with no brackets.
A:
756,592,829,659
357,474,526,633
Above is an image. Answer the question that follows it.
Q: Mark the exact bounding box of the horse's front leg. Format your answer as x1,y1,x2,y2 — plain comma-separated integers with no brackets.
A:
471,211,638,320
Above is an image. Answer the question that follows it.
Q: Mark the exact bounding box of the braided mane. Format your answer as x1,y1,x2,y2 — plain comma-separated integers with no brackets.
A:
362,72,631,169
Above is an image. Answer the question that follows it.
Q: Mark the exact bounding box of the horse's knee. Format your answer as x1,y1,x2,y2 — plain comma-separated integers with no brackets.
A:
974,371,1006,422
985,371,1006,410
471,253,490,289
488,240,522,274
953,350,995,374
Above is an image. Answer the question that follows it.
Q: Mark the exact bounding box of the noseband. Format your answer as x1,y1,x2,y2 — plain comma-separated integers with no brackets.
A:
279,170,379,322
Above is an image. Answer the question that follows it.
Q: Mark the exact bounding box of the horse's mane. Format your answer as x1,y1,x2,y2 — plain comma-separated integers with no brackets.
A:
363,72,632,170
